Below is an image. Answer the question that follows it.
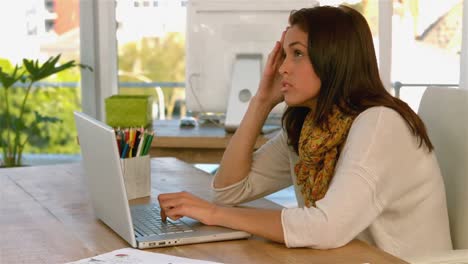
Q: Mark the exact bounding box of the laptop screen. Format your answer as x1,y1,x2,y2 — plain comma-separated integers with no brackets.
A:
74,111,137,247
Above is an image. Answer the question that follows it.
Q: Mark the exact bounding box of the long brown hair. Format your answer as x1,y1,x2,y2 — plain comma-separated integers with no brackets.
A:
282,5,433,153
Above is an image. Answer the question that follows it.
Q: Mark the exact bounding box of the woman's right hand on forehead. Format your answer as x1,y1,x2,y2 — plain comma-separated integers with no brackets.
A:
254,29,287,108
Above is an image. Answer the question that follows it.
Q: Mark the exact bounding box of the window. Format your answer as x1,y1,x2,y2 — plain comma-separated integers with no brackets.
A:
0,0,81,164
116,0,187,120
392,0,462,111
45,19,55,32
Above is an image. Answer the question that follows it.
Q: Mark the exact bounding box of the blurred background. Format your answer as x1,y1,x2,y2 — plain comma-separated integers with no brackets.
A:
0,0,463,165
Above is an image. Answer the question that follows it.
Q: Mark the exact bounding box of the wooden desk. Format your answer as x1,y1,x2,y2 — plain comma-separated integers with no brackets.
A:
150,120,276,163
0,158,408,264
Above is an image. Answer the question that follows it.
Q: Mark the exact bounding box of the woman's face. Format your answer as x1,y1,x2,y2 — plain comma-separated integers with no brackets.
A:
279,25,321,109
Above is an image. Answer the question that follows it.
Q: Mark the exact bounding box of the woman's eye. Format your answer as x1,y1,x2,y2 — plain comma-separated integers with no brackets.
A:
294,50,303,57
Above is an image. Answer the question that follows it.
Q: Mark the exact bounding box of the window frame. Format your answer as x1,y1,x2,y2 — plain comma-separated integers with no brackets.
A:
79,0,118,121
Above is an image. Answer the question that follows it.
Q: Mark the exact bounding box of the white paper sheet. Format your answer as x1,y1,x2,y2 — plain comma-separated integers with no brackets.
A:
66,247,222,264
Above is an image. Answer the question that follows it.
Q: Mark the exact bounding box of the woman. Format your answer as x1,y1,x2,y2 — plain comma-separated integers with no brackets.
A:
158,5,452,259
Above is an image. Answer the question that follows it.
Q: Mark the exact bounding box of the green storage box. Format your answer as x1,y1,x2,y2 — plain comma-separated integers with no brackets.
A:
105,95,152,128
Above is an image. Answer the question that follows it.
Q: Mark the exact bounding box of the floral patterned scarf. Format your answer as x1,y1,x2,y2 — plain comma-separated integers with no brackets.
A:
294,105,356,207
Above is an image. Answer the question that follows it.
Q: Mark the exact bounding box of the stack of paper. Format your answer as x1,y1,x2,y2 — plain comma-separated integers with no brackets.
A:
67,248,222,264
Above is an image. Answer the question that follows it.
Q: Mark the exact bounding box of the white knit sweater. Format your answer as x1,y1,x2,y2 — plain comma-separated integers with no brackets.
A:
212,106,452,260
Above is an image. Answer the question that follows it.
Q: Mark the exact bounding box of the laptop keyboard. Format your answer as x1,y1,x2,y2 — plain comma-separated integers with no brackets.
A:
131,204,194,237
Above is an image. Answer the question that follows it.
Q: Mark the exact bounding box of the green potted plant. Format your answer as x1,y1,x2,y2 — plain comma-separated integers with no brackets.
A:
0,54,91,167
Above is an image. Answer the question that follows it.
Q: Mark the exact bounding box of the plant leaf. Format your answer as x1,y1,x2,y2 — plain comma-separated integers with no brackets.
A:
0,65,24,88
24,54,81,82
34,111,62,124
22,59,37,76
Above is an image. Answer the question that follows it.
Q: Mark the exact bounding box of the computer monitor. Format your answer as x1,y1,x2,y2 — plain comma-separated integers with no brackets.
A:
185,0,318,128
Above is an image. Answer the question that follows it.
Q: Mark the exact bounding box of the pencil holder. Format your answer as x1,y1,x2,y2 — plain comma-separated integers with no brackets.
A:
120,155,151,200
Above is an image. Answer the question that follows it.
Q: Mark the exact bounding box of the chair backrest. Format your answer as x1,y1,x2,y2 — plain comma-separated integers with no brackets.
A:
417,86,468,249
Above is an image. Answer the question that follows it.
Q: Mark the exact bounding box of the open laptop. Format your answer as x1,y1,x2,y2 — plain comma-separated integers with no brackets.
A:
74,111,250,249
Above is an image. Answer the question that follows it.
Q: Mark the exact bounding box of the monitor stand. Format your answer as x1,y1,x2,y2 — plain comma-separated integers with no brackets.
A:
225,54,262,133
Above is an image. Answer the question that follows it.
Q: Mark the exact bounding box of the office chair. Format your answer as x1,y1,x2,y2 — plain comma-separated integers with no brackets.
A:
407,86,468,263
